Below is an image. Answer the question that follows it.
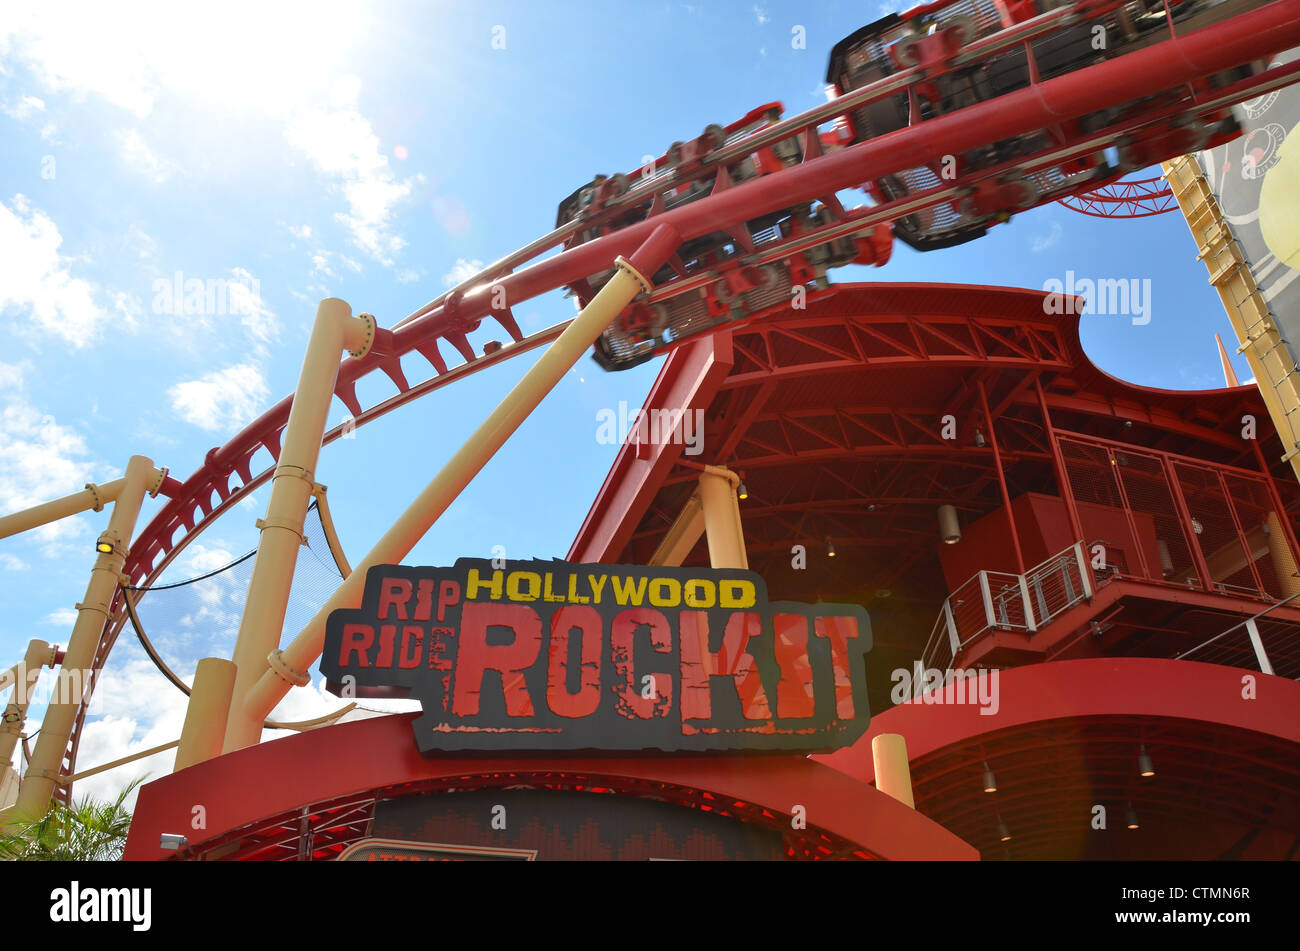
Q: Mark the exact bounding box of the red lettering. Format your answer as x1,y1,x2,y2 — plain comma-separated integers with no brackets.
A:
813,615,861,719
545,606,602,718
679,611,771,724
377,578,413,620
437,580,461,622
413,580,434,622
451,603,541,717
610,607,673,719
399,625,424,669
375,624,397,668
339,623,374,668
772,613,815,718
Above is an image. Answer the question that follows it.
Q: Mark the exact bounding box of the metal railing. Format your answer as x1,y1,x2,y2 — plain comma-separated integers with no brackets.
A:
920,542,1095,673
1176,593,1300,679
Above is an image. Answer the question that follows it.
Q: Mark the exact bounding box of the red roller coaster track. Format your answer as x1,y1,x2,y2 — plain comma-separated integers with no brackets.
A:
56,0,1300,798
1058,175,1177,216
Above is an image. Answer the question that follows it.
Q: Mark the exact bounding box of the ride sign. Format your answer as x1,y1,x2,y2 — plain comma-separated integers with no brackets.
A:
321,559,871,753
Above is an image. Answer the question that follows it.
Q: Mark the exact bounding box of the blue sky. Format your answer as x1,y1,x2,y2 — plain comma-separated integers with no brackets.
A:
0,0,1247,800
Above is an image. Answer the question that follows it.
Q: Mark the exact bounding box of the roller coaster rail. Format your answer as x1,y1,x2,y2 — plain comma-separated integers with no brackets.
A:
1,0,1297,802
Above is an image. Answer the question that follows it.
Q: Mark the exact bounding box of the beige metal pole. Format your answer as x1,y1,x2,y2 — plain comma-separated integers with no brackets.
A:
0,640,57,776
0,479,127,541
697,465,748,570
175,658,237,771
649,492,705,566
872,733,915,809
222,299,373,753
4,455,155,825
238,227,681,739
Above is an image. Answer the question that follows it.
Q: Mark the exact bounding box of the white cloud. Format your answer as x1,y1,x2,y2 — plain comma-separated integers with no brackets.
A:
228,267,277,349
0,194,105,346
442,257,484,288
1,94,45,119
0,552,28,570
0,2,368,120
168,363,269,432
1031,221,1064,253
46,607,78,625
0,373,101,555
285,76,418,266
753,5,769,24
288,224,312,240
115,128,176,183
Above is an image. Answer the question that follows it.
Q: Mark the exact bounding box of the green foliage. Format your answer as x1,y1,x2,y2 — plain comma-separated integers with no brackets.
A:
0,776,143,861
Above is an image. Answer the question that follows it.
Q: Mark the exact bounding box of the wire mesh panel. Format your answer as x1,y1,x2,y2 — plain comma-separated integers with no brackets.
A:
1111,449,1197,585
1173,463,1264,598
1058,437,1145,578
1221,471,1284,599
125,503,346,687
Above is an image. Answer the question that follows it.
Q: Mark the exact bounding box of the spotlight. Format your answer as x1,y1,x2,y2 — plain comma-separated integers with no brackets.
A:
938,504,961,545
826,538,836,558
1126,803,1140,830
1191,518,1204,535
982,761,997,794
1138,743,1155,778
974,429,987,448
160,833,189,851
997,816,1011,842
737,480,748,501
95,540,114,554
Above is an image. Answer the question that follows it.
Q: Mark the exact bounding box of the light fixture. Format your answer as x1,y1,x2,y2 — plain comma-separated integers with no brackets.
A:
826,538,837,558
1125,803,1140,830
737,480,748,500
1123,420,1134,430
997,816,1012,842
938,504,961,545
1157,540,1174,577
160,833,189,850
974,429,987,448
95,540,114,554
982,761,997,793
1191,518,1204,535
1138,743,1155,778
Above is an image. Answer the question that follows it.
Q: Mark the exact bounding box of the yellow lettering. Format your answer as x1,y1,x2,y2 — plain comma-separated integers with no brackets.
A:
720,579,756,608
610,575,648,606
507,571,541,602
684,579,716,608
466,568,502,600
567,574,590,604
648,577,681,607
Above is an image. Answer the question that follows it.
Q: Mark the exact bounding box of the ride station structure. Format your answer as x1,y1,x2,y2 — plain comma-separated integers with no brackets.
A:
3,0,1300,860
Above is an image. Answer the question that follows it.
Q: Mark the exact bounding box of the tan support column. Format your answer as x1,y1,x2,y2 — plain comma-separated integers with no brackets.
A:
0,640,57,770
175,658,237,771
1265,511,1300,598
872,733,915,809
697,465,748,570
2,640,58,808
0,480,127,541
5,455,155,825
238,226,681,738
649,492,705,567
223,299,373,753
